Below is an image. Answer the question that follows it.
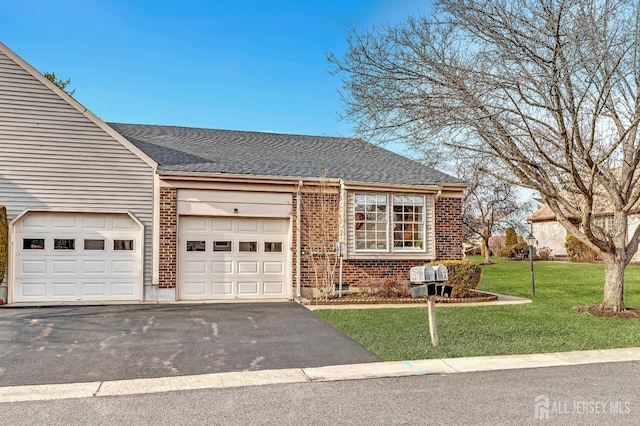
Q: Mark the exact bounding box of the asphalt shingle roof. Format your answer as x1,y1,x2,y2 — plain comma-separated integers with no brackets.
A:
109,123,463,186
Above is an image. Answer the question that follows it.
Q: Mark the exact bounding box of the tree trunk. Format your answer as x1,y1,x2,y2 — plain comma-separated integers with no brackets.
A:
483,239,491,264
601,256,625,312
599,212,628,312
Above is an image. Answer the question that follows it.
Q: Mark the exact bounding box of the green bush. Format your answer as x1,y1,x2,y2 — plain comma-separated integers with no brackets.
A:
504,227,517,246
500,242,530,259
565,234,598,262
0,206,7,283
429,260,482,298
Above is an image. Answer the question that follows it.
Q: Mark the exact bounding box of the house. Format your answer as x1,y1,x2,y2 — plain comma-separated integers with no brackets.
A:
528,204,640,261
0,42,467,304
492,197,544,236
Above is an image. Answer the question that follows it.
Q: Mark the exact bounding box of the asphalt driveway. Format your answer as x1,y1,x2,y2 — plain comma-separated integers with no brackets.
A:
0,302,380,387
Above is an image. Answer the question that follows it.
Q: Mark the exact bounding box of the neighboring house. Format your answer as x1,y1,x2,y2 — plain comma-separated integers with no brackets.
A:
0,42,467,304
528,205,640,261
492,197,544,236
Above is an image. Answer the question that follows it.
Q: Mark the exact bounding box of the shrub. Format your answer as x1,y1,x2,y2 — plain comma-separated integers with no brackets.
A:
372,276,411,298
565,234,598,262
488,235,504,256
504,227,517,246
0,206,6,283
538,247,552,261
500,242,530,259
429,260,481,298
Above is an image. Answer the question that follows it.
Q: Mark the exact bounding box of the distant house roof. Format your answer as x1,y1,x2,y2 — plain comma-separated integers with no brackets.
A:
109,123,465,186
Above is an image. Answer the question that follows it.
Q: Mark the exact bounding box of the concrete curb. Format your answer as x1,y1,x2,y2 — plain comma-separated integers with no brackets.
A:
1,347,639,404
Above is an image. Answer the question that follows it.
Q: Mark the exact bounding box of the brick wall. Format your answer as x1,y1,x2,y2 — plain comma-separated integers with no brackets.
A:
435,197,463,260
159,187,177,288
294,192,464,293
294,191,340,291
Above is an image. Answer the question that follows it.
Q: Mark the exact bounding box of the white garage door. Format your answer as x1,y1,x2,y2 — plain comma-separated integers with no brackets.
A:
179,216,289,300
14,212,142,302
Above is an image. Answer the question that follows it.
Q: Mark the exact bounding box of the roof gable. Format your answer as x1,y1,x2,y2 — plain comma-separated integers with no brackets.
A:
109,123,464,187
0,42,156,169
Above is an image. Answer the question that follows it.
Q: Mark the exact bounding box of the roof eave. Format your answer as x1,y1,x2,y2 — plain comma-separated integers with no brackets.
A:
157,170,467,192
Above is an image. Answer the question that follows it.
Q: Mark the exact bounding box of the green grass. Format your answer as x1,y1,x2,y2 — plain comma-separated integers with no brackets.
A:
315,256,640,360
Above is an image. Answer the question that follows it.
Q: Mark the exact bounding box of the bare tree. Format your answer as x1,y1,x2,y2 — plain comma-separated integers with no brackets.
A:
461,161,521,264
300,171,340,301
330,0,640,312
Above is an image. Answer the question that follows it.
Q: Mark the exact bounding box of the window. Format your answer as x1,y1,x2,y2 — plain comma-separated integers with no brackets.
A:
54,239,75,250
264,242,283,253
354,194,388,250
23,238,45,250
594,216,613,234
186,240,206,252
393,195,424,249
213,241,232,252
354,193,426,253
114,240,134,251
239,241,258,252
84,239,105,250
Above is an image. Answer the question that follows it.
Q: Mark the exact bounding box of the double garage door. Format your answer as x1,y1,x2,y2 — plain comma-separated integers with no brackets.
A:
179,217,289,300
13,212,142,302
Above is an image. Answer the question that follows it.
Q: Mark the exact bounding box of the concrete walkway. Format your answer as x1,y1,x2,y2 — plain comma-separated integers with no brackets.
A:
1,347,639,404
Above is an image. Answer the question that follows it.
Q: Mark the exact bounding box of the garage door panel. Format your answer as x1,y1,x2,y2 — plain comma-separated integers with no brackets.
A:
82,260,107,274
83,282,107,296
264,281,285,294
238,281,259,295
212,218,232,231
52,215,78,229
21,260,47,274
183,282,207,297
14,212,142,302
263,261,283,274
212,282,233,295
52,260,78,275
20,282,47,297
263,220,286,233
179,217,289,300
211,261,232,273
111,282,136,297
112,260,135,274
238,261,258,273
52,282,76,296
83,216,107,229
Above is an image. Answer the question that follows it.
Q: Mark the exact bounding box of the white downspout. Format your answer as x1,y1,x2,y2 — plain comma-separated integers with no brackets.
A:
296,180,302,298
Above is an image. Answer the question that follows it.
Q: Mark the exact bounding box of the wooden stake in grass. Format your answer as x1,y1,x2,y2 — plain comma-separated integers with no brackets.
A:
427,295,438,346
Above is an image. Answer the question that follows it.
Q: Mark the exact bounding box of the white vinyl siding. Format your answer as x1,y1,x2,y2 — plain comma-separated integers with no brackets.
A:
531,221,568,257
0,50,154,285
346,192,435,260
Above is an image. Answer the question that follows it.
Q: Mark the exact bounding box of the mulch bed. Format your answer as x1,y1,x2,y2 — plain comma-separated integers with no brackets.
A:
303,290,499,305
573,305,640,319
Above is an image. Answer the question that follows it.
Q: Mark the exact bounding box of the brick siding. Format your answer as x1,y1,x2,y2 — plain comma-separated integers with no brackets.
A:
435,197,464,260
293,191,464,292
159,187,177,288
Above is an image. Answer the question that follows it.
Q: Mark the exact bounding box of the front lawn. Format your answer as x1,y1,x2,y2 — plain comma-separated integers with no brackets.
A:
314,257,640,360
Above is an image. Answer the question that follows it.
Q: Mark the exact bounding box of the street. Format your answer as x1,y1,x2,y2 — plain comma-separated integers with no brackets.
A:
2,361,638,425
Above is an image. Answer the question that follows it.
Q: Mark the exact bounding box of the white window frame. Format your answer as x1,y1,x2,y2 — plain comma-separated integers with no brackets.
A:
353,192,427,254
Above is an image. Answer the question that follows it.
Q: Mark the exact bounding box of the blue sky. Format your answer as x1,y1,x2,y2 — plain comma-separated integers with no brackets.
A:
1,0,430,142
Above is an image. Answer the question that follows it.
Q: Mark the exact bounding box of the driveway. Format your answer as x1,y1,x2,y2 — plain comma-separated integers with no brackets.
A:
0,302,380,386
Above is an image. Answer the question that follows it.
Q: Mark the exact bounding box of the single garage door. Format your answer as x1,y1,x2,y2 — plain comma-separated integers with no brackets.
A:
179,216,289,300
14,212,142,302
